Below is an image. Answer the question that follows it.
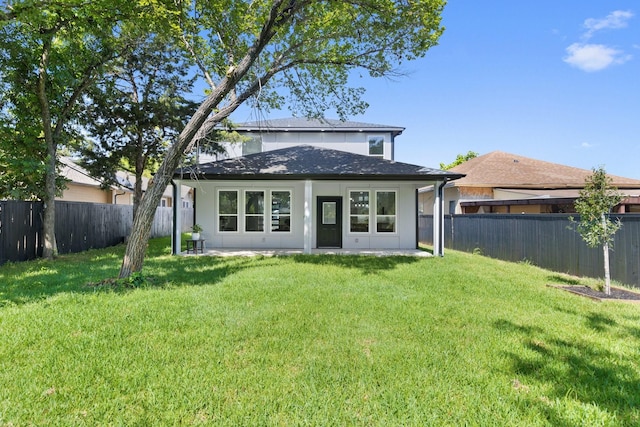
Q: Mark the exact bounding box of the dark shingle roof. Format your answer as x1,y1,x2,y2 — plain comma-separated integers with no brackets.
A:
234,117,404,137
177,146,464,182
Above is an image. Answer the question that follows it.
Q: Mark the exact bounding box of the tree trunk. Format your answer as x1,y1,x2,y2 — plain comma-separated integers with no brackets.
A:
37,38,58,259
119,76,246,278
118,1,293,277
603,242,611,295
42,152,58,259
119,181,161,278
119,143,184,277
602,213,611,295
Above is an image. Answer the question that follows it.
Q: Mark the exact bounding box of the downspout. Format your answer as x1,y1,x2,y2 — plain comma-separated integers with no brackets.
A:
113,190,127,204
437,179,448,257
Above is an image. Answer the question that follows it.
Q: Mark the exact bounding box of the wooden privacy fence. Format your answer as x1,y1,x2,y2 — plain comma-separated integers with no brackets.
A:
419,214,640,288
0,200,194,265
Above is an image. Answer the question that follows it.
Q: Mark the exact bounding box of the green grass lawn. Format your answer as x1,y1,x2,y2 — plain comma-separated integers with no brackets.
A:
1,237,639,426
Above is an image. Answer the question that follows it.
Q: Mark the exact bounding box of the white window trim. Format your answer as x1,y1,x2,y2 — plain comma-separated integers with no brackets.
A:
217,188,296,235
217,189,239,233
367,134,385,158
244,189,266,233
270,189,293,233
375,190,398,234
348,189,371,234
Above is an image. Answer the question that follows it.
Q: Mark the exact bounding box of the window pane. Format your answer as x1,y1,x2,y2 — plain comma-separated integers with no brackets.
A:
350,215,369,232
245,216,264,232
271,215,290,232
219,191,237,214
377,191,396,215
377,216,396,233
242,137,262,156
272,191,291,214
368,136,384,156
271,191,291,232
219,216,238,232
323,202,336,225
350,191,369,215
245,191,264,214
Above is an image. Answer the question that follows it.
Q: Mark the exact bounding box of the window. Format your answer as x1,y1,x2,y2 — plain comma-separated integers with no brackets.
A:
218,190,238,232
245,191,265,232
242,136,262,156
368,136,384,157
376,191,396,233
271,190,291,232
349,191,370,232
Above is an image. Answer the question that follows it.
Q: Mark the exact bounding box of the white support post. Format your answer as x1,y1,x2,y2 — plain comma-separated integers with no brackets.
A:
304,179,313,254
172,181,182,255
433,180,442,257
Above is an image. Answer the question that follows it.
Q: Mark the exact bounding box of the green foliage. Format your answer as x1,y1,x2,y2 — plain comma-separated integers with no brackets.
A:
440,150,479,170
571,166,622,248
77,33,199,193
1,240,640,424
181,0,446,120
0,0,177,200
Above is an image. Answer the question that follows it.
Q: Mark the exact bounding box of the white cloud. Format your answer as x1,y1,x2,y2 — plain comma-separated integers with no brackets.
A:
563,43,632,72
583,10,634,39
581,142,596,149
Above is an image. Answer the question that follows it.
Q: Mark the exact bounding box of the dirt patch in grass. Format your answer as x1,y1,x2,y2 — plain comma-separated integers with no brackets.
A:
550,285,640,302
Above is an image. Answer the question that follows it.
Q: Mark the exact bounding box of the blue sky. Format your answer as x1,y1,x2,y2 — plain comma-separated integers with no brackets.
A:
229,1,640,178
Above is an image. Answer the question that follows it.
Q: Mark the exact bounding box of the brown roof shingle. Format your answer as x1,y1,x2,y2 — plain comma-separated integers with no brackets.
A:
450,151,640,189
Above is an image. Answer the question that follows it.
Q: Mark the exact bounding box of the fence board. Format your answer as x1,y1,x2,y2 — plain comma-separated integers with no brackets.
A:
420,214,640,288
0,201,43,264
0,200,194,265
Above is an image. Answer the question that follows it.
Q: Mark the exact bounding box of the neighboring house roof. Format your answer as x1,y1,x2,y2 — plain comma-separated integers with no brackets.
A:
59,156,125,191
177,145,463,182
234,117,405,137
449,151,640,189
61,157,187,200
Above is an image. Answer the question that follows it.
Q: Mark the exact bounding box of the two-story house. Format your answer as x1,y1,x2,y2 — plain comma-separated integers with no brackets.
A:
173,117,463,255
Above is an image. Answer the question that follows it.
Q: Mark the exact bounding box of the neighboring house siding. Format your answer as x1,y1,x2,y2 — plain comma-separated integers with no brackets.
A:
113,192,134,205
58,184,112,204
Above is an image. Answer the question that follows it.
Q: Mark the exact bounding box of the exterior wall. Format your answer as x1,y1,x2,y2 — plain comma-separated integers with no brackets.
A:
493,188,537,199
210,130,396,161
190,180,306,249
458,187,494,199
313,181,417,249
184,179,419,250
58,183,112,204
418,186,461,215
113,191,134,205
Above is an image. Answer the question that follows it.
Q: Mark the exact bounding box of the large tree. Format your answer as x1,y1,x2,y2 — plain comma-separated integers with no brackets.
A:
0,0,161,258
119,0,447,277
78,34,198,220
572,166,623,295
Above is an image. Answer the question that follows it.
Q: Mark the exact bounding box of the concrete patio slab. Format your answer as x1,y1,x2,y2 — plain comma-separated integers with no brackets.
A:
182,248,432,258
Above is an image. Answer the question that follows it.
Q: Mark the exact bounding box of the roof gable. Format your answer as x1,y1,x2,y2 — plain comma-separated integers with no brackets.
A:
450,151,640,188
177,145,463,181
